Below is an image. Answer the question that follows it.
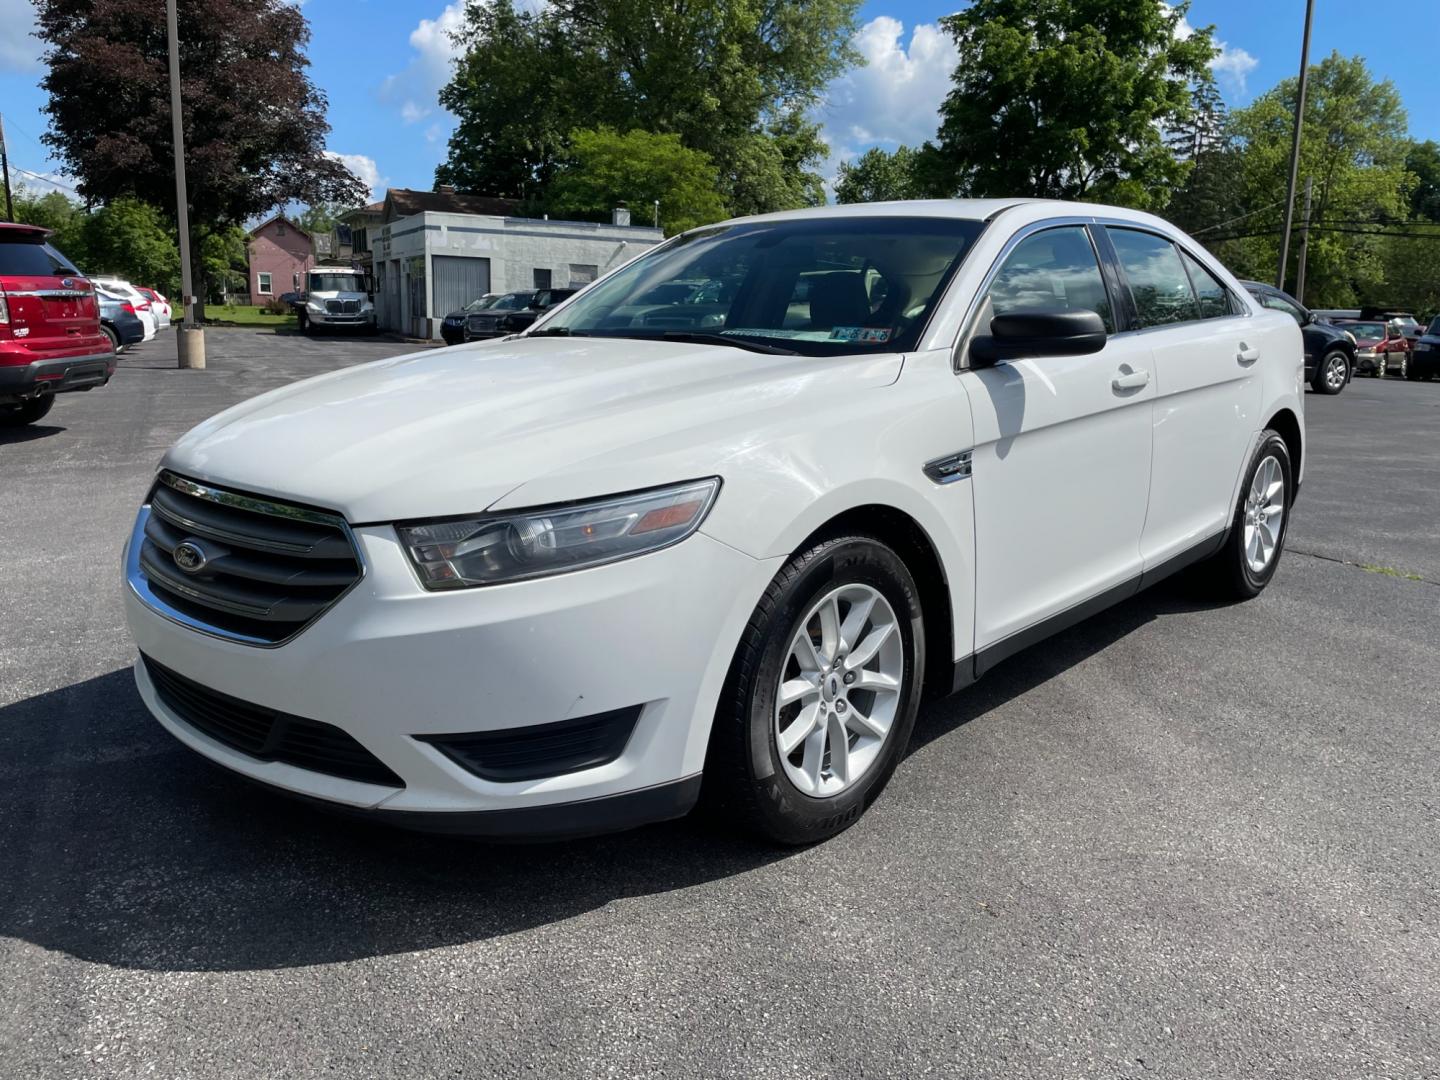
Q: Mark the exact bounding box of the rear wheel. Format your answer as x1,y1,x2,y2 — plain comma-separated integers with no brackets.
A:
1196,431,1292,600
705,535,925,845
100,324,121,355
1313,350,1348,394
0,396,56,428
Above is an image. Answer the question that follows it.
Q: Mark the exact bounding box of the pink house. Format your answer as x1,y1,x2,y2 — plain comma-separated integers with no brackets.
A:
247,215,314,300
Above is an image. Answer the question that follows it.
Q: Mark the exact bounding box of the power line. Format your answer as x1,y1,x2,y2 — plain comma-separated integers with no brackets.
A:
8,164,80,195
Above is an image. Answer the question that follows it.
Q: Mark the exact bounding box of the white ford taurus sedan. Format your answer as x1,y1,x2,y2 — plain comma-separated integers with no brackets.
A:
123,200,1304,844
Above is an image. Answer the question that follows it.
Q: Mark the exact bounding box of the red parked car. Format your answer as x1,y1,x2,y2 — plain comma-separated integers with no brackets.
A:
0,222,115,427
1335,318,1411,379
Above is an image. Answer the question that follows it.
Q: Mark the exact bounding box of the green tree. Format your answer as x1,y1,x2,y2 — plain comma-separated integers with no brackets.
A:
1404,140,1440,223
83,197,180,291
296,203,342,236
436,0,861,214
11,186,91,267
546,128,727,236
200,225,248,302
834,146,924,204
36,0,367,317
1228,52,1410,305
920,0,1216,208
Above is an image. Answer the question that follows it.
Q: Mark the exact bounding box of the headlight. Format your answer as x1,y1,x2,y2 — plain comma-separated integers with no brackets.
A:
397,479,721,589
306,300,326,313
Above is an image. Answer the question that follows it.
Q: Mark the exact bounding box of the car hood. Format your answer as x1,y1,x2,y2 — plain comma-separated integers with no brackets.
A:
163,337,904,522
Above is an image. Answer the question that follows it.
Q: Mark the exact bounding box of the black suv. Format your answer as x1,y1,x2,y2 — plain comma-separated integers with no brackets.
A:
1411,316,1440,381
1241,281,1356,395
462,291,536,342
500,287,581,336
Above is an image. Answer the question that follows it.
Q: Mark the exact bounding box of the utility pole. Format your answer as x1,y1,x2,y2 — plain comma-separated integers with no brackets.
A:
1276,0,1316,291
166,0,205,369
0,114,15,223
1294,176,1314,305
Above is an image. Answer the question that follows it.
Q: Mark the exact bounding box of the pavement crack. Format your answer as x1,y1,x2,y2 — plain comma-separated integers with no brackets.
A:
1288,547,1440,587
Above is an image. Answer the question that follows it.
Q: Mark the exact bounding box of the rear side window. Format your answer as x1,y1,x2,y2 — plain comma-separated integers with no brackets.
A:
986,225,1115,333
1179,250,1233,319
0,240,80,277
1107,228,1198,328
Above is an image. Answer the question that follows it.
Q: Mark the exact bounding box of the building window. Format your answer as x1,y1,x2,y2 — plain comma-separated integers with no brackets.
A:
533,268,553,289
569,264,599,285
257,272,272,295
277,222,286,236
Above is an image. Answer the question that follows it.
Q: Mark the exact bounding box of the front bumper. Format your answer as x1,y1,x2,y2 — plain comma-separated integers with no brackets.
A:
1411,344,1440,374
0,351,116,402
123,508,780,836
307,309,376,328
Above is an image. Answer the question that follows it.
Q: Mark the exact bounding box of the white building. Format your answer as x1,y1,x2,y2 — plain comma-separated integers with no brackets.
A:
368,190,664,340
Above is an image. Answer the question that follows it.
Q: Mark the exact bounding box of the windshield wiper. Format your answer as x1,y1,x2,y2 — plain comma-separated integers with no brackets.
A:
526,326,588,337
658,331,798,356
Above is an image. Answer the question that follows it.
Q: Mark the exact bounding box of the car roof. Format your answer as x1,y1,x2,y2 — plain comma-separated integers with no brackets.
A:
0,222,51,241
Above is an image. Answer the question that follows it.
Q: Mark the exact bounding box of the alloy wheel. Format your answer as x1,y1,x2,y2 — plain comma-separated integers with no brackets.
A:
1243,455,1286,574
774,583,904,798
1325,354,1347,391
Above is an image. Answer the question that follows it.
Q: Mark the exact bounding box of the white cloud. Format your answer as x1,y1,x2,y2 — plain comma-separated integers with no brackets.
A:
400,100,431,124
1175,11,1260,98
0,0,41,72
815,17,958,194
326,151,383,201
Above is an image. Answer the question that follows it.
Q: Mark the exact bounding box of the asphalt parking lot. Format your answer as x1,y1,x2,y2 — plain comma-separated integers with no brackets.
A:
2,331,1438,1079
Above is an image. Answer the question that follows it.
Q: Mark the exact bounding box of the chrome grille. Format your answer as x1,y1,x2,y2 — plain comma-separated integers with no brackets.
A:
325,299,361,315
132,472,362,646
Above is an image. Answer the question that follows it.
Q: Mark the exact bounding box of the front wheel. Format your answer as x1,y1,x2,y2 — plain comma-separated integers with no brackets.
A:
705,535,925,845
1313,350,1349,394
1196,431,1293,600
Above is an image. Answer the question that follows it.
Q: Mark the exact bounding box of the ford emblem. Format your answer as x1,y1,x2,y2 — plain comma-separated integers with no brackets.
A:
173,540,210,574
61,277,74,289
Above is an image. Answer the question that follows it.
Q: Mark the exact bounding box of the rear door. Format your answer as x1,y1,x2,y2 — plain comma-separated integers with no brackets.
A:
1103,227,1263,568
960,222,1156,658
0,237,100,358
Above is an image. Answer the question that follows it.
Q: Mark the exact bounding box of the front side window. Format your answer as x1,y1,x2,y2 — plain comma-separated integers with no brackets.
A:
533,216,985,356
1108,228,1199,328
985,225,1114,333
257,272,272,295
1259,292,1305,327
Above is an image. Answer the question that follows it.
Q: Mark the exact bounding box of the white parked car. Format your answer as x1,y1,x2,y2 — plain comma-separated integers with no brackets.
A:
92,277,157,340
122,200,1305,844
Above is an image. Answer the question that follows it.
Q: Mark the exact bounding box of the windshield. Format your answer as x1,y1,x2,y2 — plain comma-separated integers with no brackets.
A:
464,297,498,313
308,273,363,292
1345,322,1385,339
489,293,533,311
532,216,986,355
1429,318,1440,336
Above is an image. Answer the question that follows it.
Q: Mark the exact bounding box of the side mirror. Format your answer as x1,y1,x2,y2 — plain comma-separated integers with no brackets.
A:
970,309,1108,368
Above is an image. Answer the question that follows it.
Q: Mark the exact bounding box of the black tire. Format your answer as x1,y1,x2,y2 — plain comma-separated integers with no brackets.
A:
704,535,926,845
1405,362,1421,381
100,324,121,355
0,395,56,428
298,311,311,335
1196,431,1293,600
1312,350,1349,395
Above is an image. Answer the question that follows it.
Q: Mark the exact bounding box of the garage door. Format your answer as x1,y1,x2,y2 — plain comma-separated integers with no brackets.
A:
432,255,492,317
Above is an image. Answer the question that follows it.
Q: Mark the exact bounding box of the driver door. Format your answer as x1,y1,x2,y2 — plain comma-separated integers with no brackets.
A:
958,223,1155,669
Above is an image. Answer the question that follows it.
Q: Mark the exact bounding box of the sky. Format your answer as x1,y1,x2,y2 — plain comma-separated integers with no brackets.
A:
1,0,1437,204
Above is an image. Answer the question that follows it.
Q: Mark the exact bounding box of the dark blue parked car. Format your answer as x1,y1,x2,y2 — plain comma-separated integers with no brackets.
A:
97,289,146,354
1411,316,1440,381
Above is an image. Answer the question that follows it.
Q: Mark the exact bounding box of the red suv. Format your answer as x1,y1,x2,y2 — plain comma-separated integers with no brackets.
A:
0,222,115,427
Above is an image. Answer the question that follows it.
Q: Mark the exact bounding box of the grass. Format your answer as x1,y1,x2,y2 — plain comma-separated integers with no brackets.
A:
1360,564,1424,582
206,304,297,329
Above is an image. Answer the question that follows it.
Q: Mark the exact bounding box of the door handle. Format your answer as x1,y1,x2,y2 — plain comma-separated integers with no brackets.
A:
1112,368,1151,391
1237,344,1261,364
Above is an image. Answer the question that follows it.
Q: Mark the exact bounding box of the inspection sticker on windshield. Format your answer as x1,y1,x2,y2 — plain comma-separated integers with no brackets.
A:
829,327,891,343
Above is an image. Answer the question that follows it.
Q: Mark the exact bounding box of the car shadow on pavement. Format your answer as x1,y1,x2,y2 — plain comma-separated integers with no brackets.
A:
0,423,64,444
0,579,1229,975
